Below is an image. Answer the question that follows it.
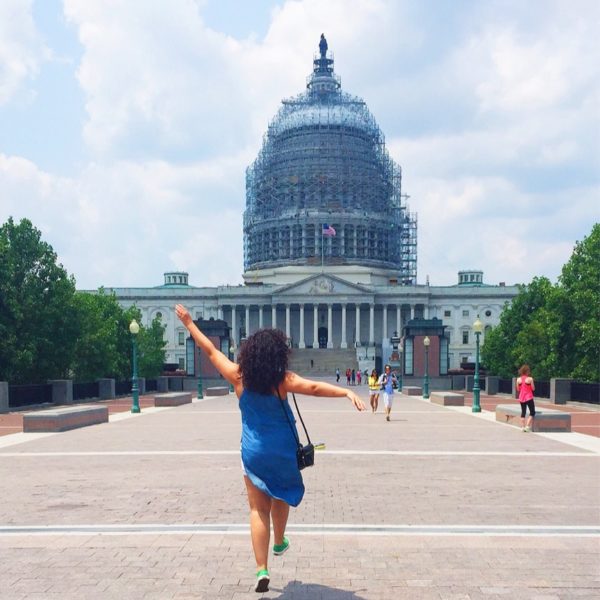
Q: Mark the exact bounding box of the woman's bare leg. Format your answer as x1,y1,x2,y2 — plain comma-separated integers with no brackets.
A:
244,476,272,571
271,499,290,546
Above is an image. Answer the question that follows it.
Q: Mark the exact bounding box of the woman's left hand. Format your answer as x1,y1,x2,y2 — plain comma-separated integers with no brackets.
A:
175,304,192,327
346,390,366,411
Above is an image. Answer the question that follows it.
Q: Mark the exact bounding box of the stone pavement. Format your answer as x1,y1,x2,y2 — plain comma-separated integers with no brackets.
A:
0,380,598,599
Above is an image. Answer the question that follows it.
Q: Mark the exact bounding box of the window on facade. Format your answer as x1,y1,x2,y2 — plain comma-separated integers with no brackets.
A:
178,358,185,370
461,356,469,364
444,310,451,317
462,331,469,344
470,274,474,282
178,332,185,346
156,311,162,319
485,309,492,317
462,309,469,317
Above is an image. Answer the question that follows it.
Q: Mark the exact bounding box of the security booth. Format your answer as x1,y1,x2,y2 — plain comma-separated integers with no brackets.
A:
403,318,448,377
186,318,231,379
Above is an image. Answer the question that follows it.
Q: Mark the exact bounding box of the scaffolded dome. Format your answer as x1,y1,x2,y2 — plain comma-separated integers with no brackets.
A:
243,37,417,284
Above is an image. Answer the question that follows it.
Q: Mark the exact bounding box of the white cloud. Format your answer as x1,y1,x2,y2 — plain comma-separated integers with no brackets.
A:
0,0,48,105
1,0,598,293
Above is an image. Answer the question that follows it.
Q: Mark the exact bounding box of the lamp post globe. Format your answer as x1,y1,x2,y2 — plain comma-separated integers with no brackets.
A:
423,335,430,399
472,317,483,413
129,319,141,413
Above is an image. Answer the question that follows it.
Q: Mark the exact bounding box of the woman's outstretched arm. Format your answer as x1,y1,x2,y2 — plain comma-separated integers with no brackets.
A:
175,304,240,386
283,372,365,411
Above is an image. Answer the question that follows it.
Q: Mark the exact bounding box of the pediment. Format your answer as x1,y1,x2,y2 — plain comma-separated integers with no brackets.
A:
274,274,371,297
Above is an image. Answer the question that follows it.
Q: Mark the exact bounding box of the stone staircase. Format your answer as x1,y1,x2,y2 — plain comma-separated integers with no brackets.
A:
288,348,359,376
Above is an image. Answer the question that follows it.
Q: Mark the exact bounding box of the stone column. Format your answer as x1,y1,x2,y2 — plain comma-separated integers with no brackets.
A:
396,305,401,335
382,305,388,341
341,304,347,348
327,304,333,348
245,306,250,337
369,304,375,345
410,305,415,320
550,378,571,405
231,306,237,345
217,306,223,320
285,304,291,339
47,379,73,405
313,305,318,348
355,304,361,346
259,306,264,329
486,376,499,395
272,304,277,329
98,378,116,400
0,382,9,414
424,305,429,319
299,304,305,348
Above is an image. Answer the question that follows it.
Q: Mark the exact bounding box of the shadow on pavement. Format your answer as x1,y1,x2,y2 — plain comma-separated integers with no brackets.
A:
266,580,368,599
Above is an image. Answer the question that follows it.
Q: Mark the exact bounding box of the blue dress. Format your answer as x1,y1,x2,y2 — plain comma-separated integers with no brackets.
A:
239,389,305,507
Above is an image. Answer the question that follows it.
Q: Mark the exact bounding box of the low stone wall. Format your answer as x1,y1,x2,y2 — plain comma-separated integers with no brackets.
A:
430,392,464,406
23,405,109,432
495,404,571,432
153,392,192,407
205,387,230,397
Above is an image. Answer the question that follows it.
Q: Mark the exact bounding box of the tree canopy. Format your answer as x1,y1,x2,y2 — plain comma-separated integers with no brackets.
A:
482,224,600,382
0,217,167,384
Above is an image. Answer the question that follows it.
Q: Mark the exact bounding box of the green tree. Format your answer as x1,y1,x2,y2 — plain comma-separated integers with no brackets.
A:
0,218,78,383
557,224,600,382
483,224,600,382
71,290,134,381
137,315,167,378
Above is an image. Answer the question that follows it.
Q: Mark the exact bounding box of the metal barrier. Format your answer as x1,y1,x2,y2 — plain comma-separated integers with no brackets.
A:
8,384,53,408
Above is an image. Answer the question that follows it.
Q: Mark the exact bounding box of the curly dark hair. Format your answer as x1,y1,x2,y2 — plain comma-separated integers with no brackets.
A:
237,328,290,395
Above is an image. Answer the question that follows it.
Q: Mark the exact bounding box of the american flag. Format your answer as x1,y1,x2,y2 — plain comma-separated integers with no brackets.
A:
322,223,336,237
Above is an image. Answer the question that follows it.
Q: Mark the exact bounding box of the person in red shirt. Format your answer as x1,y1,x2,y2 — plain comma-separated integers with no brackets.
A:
516,364,536,432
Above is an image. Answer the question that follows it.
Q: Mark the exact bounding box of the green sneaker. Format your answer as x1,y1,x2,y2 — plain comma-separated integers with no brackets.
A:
273,536,290,556
255,569,269,593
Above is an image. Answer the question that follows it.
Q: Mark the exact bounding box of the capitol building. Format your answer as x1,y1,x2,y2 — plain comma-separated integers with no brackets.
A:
107,37,518,376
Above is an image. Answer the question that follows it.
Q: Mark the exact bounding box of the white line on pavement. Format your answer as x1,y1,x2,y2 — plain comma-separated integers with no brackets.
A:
0,523,597,537
0,449,596,457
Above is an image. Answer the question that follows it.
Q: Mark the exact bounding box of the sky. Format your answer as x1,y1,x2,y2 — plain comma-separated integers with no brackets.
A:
1,0,598,290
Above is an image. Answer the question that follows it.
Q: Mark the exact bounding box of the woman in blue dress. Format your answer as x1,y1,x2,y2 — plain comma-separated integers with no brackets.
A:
175,304,364,592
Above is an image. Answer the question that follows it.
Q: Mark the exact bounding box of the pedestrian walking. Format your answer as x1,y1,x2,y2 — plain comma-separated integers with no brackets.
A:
378,364,398,421
335,367,340,382
351,368,356,385
175,304,364,593
368,369,380,412
346,368,351,385
516,364,536,432
356,370,362,385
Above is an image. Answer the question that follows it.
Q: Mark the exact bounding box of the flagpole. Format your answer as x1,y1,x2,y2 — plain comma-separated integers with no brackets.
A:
321,224,324,272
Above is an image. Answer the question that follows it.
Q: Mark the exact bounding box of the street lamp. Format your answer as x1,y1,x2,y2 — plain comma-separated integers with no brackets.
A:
129,319,141,413
423,335,430,399
472,316,483,413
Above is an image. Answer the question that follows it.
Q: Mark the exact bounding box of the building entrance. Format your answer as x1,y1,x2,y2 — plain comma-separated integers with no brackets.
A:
318,327,328,348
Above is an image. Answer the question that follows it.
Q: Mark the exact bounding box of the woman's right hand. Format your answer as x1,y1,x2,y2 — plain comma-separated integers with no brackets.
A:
346,390,366,411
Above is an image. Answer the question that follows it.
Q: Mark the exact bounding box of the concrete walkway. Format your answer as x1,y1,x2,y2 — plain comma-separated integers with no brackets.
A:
0,381,598,599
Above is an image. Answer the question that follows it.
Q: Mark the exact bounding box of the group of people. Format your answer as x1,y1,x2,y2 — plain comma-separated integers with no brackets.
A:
336,367,369,385
175,302,537,592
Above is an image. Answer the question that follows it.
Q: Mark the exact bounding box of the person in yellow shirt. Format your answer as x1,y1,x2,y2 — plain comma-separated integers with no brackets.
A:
368,369,380,412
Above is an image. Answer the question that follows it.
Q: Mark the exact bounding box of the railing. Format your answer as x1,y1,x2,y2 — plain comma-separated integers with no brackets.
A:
8,384,53,408
73,381,99,401
115,380,132,396
571,382,599,405
498,378,513,394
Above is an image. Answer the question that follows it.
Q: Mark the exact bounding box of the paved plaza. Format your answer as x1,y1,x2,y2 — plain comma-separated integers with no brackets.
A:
0,381,598,599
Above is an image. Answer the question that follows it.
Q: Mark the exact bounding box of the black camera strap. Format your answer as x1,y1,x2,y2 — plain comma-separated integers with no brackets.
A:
276,389,312,447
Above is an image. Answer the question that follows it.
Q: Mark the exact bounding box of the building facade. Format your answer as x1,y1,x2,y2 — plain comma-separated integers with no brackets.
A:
103,39,518,373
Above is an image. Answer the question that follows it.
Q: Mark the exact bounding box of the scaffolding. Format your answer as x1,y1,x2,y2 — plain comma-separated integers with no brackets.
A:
243,39,417,284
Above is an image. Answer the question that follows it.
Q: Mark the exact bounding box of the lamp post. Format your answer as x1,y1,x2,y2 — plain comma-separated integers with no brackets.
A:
472,316,483,413
129,319,141,413
423,335,430,399
197,349,204,399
